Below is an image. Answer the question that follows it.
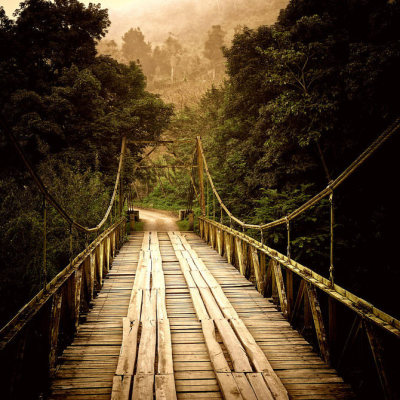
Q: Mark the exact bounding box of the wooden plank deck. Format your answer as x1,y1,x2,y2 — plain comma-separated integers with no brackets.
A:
49,231,355,400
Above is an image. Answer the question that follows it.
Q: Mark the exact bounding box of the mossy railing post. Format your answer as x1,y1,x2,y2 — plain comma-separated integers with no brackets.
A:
197,136,206,216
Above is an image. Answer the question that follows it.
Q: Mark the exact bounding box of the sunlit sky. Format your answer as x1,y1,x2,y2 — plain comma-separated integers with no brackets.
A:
2,0,140,16
2,0,284,47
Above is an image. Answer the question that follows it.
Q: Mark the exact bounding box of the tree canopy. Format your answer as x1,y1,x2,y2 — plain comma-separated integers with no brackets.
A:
0,0,173,326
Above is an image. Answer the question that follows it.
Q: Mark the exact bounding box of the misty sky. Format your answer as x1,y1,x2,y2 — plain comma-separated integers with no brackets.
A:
2,0,139,16
2,0,285,48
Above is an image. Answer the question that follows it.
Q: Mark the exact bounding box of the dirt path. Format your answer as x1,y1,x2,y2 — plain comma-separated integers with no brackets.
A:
135,207,179,231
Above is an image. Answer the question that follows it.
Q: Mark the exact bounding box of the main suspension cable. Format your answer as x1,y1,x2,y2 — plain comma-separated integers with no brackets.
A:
1,117,126,233
197,117,400,230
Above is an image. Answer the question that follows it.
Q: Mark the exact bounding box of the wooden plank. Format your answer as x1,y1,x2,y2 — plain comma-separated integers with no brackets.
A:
132,374,154,400
111,375,132,400
247,373,274,400
115,318,139,376
230,318,272,372
215,373,244,400
199,288,224,320
127,289,143,322
201,320,230,373
189,288,210,321
306,284,330,364
136,319,157,375
230,319,289,400
214,319,252,373
158,319,174,374
157,289,168,321
232,373,257,400
155,374,177,400
141,289,157,321
210,286,239,320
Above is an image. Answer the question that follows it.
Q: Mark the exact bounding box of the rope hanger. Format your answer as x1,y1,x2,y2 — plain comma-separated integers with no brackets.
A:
1,117,127,233
196,117,400,231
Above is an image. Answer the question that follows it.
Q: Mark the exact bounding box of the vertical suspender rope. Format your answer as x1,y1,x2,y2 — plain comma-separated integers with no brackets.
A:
206,179,209,218
329,191,335,286
286,217,291,260
69,224,73,268
42,197,47,290
213,192,216,220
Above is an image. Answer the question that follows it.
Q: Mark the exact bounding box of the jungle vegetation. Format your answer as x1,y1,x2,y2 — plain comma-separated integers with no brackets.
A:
1,0,400,377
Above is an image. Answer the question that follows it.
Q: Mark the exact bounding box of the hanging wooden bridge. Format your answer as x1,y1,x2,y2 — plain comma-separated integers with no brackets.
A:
1,119,400,400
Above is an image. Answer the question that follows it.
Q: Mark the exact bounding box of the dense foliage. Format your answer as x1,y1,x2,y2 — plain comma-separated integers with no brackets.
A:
0,0,172,326
147,0,400,319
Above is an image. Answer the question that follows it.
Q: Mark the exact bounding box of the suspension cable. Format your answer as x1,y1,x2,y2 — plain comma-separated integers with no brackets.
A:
1,117,126,233
196,117,400,230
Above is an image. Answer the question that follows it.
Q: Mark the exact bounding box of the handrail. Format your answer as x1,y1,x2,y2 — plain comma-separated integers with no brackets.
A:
197,117,400,230
0,217,125,350
200,216,400,338
0,116,126,233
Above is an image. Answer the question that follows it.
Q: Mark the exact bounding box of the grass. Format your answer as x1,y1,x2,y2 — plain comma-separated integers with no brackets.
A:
129,221,144,232
177,219,190,231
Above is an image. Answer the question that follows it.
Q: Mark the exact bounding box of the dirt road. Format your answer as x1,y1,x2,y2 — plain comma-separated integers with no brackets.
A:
135,207,179,231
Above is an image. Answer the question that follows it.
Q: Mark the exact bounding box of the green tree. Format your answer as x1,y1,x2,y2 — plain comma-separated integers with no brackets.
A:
204,25,226,79
121,27,154,78
0,0,173,327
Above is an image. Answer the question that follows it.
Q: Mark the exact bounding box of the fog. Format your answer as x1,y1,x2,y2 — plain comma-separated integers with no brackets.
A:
2,0,288,107
105,0,287,48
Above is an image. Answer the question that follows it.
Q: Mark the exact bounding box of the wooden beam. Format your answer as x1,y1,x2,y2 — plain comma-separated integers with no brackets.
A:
328,297,337,363
264,259,273,297
234,237,246,276
291,279,305,324
272,260,288,317
199,217,400,338
69,268,82,332
306,283,330,364
224,232,234,264
286,270,294,319
48,290,63,373
0,220,124,351
364,321,394,400
338,316,362,370
250,248,263,294
303,286,313,338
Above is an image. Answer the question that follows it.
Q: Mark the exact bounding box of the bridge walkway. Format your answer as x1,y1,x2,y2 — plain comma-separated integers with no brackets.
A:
49,231,354,400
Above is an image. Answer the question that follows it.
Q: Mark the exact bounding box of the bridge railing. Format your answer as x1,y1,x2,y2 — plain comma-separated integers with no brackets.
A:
192,119,400,399
0,218,126,399
199,216,399,399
